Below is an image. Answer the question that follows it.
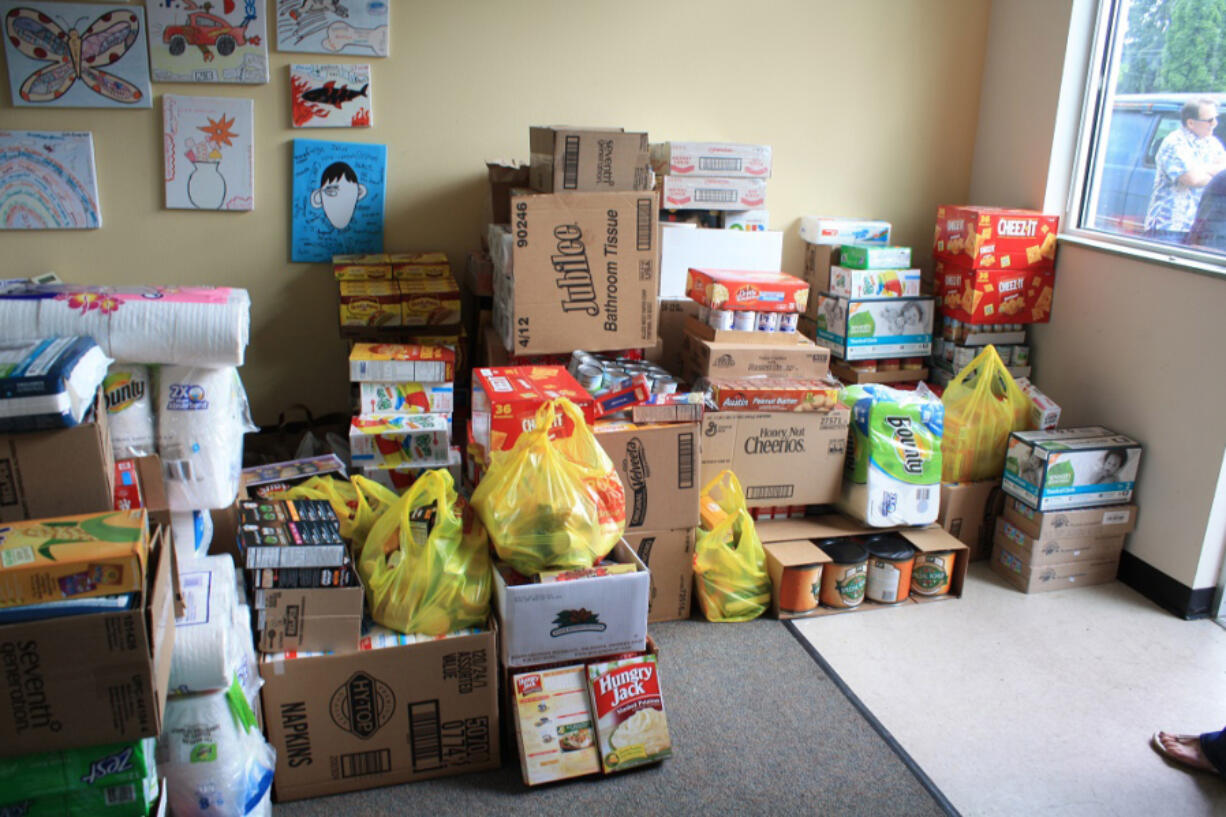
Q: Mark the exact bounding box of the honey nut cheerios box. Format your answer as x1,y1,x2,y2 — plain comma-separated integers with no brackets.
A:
933,206,1059,271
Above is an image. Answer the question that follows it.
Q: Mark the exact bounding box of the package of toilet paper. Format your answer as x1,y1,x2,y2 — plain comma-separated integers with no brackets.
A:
169,555,237,695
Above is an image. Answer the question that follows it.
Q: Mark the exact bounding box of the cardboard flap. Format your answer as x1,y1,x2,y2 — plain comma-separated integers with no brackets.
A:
764,540,830,568
899,526,965,553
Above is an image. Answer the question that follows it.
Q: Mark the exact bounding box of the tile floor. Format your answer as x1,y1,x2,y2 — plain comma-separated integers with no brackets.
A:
793,562,1226,817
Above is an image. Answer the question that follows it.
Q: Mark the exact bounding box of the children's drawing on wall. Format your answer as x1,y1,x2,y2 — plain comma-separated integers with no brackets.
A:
1,2,151,108
163,95,254,211
291,139,385,262
291,63,372,127
0,131,101,229
146,0,269,84
275,0,389,57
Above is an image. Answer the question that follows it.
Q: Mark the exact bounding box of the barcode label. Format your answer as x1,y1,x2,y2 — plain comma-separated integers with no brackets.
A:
409,700,443,772
339,749,392,778
562,135,580,189
747,485,794,500
698,156,742,172
916,488,931,501
694,188,739,204
636,199,653,250
104,784,136,805
677,433,694,490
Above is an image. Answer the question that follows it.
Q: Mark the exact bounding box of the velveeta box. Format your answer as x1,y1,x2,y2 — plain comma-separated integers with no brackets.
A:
389,252,451,280
339,281,401,327
0,509,148,607
933,206,1059,271
333,253,392,281
936,261,1056,325
399,274,462,326
685,268,810,313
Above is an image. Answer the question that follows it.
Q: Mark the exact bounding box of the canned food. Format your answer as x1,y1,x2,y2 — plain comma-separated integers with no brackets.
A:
698,305,711,323
996,345,1013,365
653,377,678,395
879,358,901,372
756,311,781,332
779,312,799,333
1013,345,1030,366
708,309,734,331
576,364,604,393
902,357,925,371
732,310,757,332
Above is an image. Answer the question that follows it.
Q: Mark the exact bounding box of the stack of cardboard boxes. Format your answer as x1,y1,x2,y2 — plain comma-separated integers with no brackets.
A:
335,253,463,334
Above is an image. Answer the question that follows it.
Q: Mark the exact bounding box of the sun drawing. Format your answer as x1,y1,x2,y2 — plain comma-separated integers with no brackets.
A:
197,114,239,147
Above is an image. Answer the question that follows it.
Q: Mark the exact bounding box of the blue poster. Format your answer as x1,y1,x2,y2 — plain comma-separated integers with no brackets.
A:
291,138,385,263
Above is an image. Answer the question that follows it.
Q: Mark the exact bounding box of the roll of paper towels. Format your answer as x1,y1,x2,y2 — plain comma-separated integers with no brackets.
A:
103,363,155,459
169,555,236,695
157,366,254,512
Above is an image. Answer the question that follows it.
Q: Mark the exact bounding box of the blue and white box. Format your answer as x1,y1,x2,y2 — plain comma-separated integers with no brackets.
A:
1003,427,1143,512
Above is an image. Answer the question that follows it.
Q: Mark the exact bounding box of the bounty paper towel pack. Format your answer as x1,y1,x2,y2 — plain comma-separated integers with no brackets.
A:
103,363,156,459
840,384,944,527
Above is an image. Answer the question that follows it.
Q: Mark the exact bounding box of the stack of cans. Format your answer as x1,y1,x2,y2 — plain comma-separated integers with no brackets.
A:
696,304,800,334
568,351,680,397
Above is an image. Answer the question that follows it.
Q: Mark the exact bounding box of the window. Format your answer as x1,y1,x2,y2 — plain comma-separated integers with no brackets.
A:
1072,0,1226,263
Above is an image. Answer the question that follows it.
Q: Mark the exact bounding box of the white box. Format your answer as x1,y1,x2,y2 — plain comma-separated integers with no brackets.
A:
650,142,772,178
348,413,452,469
829,266,923,298
659,226,782,298
721,209,770,231
659,176,766,211
359,447,462,492
1014,378,1061,430
799,216,891,245
493,540,649,668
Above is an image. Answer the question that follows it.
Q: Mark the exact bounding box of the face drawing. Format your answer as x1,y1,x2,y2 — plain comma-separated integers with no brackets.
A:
310,160,366,229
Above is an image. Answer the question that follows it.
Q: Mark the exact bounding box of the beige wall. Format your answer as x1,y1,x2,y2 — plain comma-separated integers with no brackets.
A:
0,0,990,422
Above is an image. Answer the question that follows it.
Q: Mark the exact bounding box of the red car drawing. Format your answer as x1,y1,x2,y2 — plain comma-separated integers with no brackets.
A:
163,12,260,61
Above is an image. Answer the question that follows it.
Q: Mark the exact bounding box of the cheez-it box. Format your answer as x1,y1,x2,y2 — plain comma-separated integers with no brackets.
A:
472,366,596,454
936,261,1056,325
933,206,1059,271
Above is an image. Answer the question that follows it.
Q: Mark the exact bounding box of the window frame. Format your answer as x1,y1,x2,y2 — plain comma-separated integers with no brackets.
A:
1063,0,1226,277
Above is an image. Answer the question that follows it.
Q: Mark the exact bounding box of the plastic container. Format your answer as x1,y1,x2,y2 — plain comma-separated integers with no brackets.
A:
911,550,955,597
863,535,916,604
817,540,868,608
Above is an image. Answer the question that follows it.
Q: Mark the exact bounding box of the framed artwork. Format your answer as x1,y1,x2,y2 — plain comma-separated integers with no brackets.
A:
146,0,269,85
0,130,100,229
163,95,254,211
291,63,372,128
291,138,386,262
275,0,388,57
1,1,151,108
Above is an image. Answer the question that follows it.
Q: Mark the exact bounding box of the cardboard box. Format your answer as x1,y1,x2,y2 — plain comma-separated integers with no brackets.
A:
658,176,766,211
493,540,649,668
253,578,365,653
0,528,175,756
498,190,658,355
686,268,809,313
333,254,392,281
659,224,782,298
259,624,499,801
650,141,772,178
471,366,596,454
994,518,1126,567
933,205,1059,270
829,266,923,298
682,315,808,347
764,540,830,620
801,243,837,321
349,344,455,383
681,331,829,379
814,294,934,360
799,217,891,246
465,250,494,298
529,127,650,193
0,394,114,522
624,528,693,623
705,377,840,413
657,297,702,374
936,261,1056,325
991,539,1118,593
339,281,400,327
937,479,1001,559
487,161,529,224
698,408,850,509
594,422,699,531
1003,427,1142,511
1002,498,1137,541
828,360,928,384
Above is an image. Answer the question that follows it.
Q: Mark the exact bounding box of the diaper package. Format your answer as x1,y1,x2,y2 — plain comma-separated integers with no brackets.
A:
839,384,944,527
0,336,111,432
814,295,934,361
1003,427,1142,511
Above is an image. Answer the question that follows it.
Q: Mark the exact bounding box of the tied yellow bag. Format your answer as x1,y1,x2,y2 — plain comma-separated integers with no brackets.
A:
268,474,397,555
360,470,491,636
470,398,626,577
693,471,771,622
940,344,1031,482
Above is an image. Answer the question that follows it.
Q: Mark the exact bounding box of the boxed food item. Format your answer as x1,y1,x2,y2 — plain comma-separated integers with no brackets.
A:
493,540,649,668
360,446,463,493
0,531,174,756
624,528,694,623
358,381,454,415
349,343,455,383
631,394,704,425
764,540,830,620
814,294,934,360
936,261,1056,325
936,479,1002,558
721,210,770,230
339,280,400,327
529,127,651,192
991,538,1118,593
1002,498,1136,541
704,377,841,413
348,413,452,469
686,268,809,312
994,517,1127,567
332,253,392,281
829,266,923,298
511,664,601,786
698,408,850,509
650,141,772,178
593,421,700,531
799,217,891,246
389,251,449,279
1014,377,1060,430
399,274,462,326
933,205,1059,270
838,245,912,270
259,624,499,801
681,332,829,379
471,366,596,454
587,653,671,774
1003,428,1142,511
498,190,658,355
658,176,767,211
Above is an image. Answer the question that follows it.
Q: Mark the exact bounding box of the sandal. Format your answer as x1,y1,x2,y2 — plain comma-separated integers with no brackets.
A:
1152,731,1218,773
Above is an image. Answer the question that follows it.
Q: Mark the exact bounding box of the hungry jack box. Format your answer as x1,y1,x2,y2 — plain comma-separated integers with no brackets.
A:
933,205,1059,270
587,654,671,774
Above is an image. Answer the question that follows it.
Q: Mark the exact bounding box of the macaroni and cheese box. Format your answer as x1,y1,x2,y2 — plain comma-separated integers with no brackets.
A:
650,141,772,178
1003,428,1142,512
814,294,934,360
0,509,147,607
686,268,809,312
512,665,601,786
658,176,766,211
339,281,400,327
348,343,456,382
332,253,391,281
933,205,1059,270
587,654,671,774
936,261,1056,325
358,381,454,415
471,366,596,454
838,245,912,270
348,414,452,469
829,266,923,299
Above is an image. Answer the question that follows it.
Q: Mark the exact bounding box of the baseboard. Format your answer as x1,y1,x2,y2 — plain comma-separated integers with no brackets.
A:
1117,551,1215,620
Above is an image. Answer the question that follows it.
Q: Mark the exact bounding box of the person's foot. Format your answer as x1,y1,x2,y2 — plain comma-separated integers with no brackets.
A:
1154,731,1218,772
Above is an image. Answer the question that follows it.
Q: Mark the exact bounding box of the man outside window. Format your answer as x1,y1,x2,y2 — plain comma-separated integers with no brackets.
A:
1143,97,1226,243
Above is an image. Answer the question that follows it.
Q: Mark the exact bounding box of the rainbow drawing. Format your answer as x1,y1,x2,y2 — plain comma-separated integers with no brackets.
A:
0,130,100,230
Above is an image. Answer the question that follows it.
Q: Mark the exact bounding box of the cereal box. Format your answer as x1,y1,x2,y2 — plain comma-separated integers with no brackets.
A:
587,654,671,774
658,176,767,211
332,253,391,281
829,266,923,299
933,206,1059,270
512,665,601,785
348,413,452,469
339,280,400,327
686,268,809,313
0,509,147,607
398,274,461,326
705,377,842,412
349,343,456,382
936,260,1056,325
471,366,596,454
358,381,454,415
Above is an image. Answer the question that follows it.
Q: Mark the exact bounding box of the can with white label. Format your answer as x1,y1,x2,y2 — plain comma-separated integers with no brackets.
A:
779,312,799,333
756,311,781,332
708,309,734,331
733,310,757,332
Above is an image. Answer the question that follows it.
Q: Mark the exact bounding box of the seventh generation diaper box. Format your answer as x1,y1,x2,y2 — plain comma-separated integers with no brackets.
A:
1002,427,1142,512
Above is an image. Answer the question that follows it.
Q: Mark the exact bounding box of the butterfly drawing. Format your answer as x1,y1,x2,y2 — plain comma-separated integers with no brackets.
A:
4,6,144,104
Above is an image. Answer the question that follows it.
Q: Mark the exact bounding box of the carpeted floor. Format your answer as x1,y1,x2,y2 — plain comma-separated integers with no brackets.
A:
275,618,955,816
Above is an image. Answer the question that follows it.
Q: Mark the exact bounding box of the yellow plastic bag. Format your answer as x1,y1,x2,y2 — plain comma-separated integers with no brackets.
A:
940,344,1031,482
267,475,358,523
470,399,626,577
346,474,398,552
360,470,491,635
692,471,771,622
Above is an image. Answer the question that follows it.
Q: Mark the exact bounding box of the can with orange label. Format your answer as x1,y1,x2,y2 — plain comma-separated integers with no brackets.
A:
864,535,916,604
817,540,867,608
911,550,955,597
